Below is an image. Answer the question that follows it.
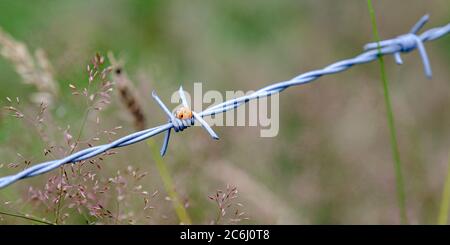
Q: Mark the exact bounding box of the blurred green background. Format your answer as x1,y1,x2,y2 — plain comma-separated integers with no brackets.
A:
0,0,449,224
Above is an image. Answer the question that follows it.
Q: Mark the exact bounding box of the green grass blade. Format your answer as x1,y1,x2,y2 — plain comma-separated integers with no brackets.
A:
438,154,450,224
366,0,408,224
0,210,54,225
147,140,192,224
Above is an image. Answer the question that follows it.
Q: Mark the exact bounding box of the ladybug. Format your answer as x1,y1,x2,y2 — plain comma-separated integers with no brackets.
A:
175,107,193,120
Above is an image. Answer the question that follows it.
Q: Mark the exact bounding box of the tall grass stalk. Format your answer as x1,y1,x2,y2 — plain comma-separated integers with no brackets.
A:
0,210,54,225
147,140,192,224
55,107,90,224
438,154,450,224
366,0,408,224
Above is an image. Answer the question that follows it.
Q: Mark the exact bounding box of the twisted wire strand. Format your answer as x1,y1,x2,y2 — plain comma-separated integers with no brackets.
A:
1,15,449,188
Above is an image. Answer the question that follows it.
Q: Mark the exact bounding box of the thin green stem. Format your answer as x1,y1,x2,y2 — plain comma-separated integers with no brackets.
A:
54,167,64,224
147,140,192,224
55,107,90,224
438,153,450,224
0,210,54,225
71,107,92,154
367,0,408,224
214,207,222,225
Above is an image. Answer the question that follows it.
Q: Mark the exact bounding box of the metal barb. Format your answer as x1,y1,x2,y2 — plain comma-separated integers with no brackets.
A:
364,14,433,78
151,88,218,156
178,86,220,140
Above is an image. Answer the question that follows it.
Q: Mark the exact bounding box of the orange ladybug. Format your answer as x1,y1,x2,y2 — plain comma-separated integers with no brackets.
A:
175,107,193,120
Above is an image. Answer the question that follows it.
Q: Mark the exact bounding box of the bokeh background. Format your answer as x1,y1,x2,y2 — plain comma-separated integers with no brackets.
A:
0,0,449,224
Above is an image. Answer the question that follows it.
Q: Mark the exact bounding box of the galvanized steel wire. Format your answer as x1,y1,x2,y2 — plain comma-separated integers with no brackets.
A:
0,15,449,188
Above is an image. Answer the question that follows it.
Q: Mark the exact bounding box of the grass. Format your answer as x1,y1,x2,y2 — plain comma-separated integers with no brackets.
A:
147,139,192,224
438,154,450,224
366,0,408,224
0,210,54,225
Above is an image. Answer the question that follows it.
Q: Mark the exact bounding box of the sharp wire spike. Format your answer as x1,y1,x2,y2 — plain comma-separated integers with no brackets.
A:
414,36,432,78
192,111,219,140
161,127,171,156
152,90,173,118
179,86,189,108
410,14,429,34
152,90,177,156
394,53,403,64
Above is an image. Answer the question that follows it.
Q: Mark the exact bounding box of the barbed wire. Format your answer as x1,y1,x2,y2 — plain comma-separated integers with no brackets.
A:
1,15,449,189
